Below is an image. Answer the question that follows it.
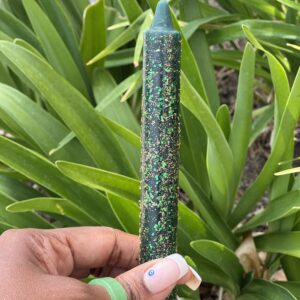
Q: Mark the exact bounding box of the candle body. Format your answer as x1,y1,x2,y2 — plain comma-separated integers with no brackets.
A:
140,28,181,264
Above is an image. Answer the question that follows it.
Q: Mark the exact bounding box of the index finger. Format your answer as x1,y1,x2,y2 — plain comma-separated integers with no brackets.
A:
5,227,140,277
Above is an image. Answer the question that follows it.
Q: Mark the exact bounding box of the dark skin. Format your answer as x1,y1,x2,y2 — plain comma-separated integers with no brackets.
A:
0,227,193,300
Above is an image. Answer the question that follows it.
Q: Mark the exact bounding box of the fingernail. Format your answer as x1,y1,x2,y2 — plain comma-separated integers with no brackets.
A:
185,267,202,291
143,254,189,293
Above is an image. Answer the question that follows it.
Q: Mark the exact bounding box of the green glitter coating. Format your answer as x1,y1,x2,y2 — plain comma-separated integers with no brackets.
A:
140,28,181,265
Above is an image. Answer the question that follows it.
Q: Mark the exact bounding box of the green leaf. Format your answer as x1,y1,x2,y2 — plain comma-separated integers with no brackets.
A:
179,169,238,250
216,104,231,140
191,240,243,285
250,104,274,145
56,161,140,202
117,0,143,23
105,6,127,44
189,33,220,111
87,10,148,65
245,28,293,228
96,70,142,112
255,232,300,258
208,20,300,45
6,197,94,225
211,52,271,81
133,12,152,67
197,2,228,17
243,27,290,138
177,202,216,252
282,257,300,281
0,192,52,229
120,72,143,102
237,0,285,19
0,163,24,179
207,137,233,216
0,174,41,200
223,0,251,15
61,0,86,34
229,43,255,185
100,115,140,148
276,0,300,10
179,2,223,114
230,63,300,227
0,61,15,87
22,0,89,98
104,48,134,67
178,1,211,192
190,255,239,294
239,279,296,300
80,0,106,67
50,114,141,156
276,282,300,299
172,18,208,106
181,72,235,217
145,0,158,11
0,136,120,227
56,160,215,252
64,0,88,19
107,193,139,234
3,0,31,26
286,3,298,25
71,0,89,15
0,83,93,165
13,38,44,59
238,190,300,233
182,15,235,40
212,50,263,66
38,0,79,47
108,21,130,30
37,0,91,96
93,69,140,133
0,221,16,233
0,41,136,177
93,68,140,171
180,106,209,195
275,167,300,176
0,8,40,50
181,73,233,172
49,70,142,155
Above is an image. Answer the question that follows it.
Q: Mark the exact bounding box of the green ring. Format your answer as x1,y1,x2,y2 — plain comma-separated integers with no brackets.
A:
89,277,127,300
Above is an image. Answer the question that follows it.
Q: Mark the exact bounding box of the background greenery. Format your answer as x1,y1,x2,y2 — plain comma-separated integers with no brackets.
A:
1,0,300,299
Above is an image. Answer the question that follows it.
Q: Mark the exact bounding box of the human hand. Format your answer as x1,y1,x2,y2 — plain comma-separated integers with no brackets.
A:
0,227,201,300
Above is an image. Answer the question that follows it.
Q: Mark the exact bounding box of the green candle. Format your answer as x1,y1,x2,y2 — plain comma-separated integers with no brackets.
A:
140,0,181,295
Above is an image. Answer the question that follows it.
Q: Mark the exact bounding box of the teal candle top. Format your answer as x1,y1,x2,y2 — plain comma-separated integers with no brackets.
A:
140,1,181,294
151,0,174,31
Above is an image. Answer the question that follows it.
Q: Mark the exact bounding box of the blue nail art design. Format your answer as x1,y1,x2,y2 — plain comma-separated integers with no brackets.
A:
148,269,155,277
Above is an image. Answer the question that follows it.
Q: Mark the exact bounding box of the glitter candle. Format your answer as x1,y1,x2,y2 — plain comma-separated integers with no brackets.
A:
140,0,181,282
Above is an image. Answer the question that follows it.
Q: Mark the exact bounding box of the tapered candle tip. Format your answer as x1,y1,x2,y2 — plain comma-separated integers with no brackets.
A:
152,0,174,30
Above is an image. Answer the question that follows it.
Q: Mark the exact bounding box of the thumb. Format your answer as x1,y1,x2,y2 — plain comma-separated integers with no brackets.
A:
116,254,202,300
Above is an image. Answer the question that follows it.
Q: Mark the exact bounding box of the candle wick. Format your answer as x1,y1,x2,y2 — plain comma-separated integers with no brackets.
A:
151,0,174,31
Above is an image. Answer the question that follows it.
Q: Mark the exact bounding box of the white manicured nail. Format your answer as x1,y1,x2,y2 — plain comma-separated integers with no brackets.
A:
143,253,189,293
185,266,202,291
